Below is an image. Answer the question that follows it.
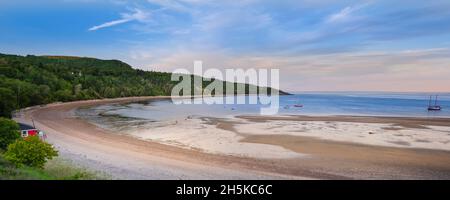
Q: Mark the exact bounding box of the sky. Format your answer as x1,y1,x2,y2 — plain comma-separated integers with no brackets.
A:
1,0,450,92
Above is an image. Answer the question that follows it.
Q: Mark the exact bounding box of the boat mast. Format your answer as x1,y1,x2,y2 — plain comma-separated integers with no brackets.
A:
435,95,438,106
429,95,432,107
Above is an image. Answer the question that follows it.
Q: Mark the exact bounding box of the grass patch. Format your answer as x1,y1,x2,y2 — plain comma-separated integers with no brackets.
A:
0,153,101,180
43,158,100,180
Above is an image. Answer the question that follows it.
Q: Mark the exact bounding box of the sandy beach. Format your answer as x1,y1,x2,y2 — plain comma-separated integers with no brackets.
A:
14,97,450,179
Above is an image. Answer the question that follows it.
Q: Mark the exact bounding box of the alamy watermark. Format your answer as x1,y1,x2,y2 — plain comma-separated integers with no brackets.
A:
170,61,280,115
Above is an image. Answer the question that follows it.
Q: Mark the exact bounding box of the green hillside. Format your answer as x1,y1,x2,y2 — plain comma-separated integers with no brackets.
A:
0,53,287,118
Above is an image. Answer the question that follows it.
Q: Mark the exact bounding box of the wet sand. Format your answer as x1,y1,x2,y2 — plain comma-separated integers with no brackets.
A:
237,115,450,129
14,97,450,179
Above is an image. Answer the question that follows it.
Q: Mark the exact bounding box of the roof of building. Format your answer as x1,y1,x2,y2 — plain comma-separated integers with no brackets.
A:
19,123,36,130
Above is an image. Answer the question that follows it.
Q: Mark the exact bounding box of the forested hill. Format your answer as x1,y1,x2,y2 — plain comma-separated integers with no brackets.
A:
0,53,288,118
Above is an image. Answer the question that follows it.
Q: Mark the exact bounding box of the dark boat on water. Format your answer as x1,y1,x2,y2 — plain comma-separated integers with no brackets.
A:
428,95,442,111
293,97,303,107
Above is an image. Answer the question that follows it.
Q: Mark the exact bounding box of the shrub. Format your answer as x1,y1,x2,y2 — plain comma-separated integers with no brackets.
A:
4,136,58,169
0,117,20,150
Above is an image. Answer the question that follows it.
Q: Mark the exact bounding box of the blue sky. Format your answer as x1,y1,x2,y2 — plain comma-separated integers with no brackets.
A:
1,0,450,92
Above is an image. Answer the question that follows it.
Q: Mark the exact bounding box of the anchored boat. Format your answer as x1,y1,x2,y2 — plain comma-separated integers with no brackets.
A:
428,95,442,111
293,97,303,107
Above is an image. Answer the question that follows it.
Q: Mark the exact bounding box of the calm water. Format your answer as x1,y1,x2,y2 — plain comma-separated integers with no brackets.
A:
84,92,450,121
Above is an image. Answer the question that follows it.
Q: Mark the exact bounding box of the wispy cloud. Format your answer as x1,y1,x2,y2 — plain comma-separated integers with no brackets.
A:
145,0,194,12
88,8,149,31
128,46,450,92
326,2,370,23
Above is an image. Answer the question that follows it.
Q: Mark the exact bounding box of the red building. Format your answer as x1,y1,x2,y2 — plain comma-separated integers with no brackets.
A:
19,123,45,140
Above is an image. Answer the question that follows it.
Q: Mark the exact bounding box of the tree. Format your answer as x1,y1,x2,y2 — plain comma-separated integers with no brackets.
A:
0,117,20,150
0,88,16,118
4,136,58,169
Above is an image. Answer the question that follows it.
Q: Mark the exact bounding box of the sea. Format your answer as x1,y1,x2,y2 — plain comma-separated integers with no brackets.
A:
80,92,450,122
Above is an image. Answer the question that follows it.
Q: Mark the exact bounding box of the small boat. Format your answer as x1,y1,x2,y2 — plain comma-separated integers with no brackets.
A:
293,97,303,107
428,95,442,111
